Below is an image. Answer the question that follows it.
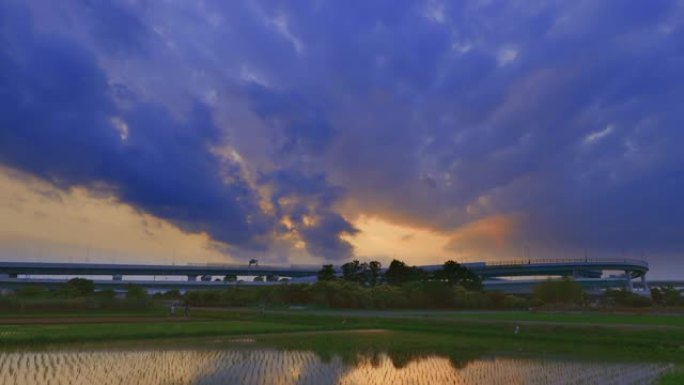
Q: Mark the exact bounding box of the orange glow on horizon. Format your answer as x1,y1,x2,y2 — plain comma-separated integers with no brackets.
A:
0,168,230,265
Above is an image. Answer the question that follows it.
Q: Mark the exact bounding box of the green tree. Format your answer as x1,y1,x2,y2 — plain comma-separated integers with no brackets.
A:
266,274,279,282
64,278,95,297
223,274,238,282
126,284,148,300
317,264,336,281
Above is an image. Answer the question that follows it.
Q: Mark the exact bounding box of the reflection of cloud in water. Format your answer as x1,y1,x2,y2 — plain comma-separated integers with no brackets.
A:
339,355,672,385
0,348,672,385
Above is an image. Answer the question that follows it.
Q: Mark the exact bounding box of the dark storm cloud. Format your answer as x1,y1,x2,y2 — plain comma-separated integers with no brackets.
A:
2,0,684,265
79,0,149,54
247,85,336,155
269,0,683,259
0,2,272,250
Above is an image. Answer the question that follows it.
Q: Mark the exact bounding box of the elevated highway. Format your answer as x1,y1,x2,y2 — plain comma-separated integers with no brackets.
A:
0,261,320,280
0,258,652,293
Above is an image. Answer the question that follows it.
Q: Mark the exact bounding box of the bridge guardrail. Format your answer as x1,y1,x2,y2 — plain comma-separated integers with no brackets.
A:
187,263,320,271
484,258,649,268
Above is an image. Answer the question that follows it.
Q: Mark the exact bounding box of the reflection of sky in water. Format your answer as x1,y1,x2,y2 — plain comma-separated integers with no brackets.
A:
0,347,672,385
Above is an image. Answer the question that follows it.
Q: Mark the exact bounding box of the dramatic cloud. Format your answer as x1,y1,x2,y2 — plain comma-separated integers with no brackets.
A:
1,0,683,270
261,170,358,260
0,6,269,249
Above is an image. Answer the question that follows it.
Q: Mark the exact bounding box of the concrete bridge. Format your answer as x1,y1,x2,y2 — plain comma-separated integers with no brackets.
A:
0,258,654,294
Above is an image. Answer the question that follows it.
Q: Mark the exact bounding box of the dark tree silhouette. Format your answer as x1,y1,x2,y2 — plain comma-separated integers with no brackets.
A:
317,264,336,281
369,261,382,286
341,260,362,281
436,260,482,291
384,259,424,286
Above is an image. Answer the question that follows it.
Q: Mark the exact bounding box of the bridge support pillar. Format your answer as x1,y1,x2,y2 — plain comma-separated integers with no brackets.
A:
624,270,633,292
640,275,650,293
187,275,198,282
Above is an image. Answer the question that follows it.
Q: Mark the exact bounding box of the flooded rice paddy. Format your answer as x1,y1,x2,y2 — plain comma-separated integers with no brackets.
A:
0,342,674,385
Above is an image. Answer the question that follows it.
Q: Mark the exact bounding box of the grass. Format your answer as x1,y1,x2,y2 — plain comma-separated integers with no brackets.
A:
255,311,684,362
277,308,684,328
440,310,684,327
1,308,683,364
657,367,684,384
0,318,338,346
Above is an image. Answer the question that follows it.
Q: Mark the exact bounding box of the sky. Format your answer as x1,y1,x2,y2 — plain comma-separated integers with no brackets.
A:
1,0,683,278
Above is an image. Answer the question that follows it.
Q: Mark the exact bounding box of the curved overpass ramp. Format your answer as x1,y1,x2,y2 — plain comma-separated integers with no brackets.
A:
465,258,649,279
426,258,650,293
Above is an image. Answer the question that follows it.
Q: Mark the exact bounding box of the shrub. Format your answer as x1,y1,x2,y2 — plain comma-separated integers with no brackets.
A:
662,287,682,306
125,284,148,300
651,288,663,304
162,289,182,299
16,285,49,298
453,286,489,308
369,284,407,309
604,289,652,307
0,296,19,311
533,278,584,305
486,291,508,309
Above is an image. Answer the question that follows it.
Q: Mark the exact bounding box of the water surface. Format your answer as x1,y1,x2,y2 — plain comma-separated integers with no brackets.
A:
0,342,673,385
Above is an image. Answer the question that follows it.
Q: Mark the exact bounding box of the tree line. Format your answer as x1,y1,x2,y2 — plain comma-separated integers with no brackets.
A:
0,278,154,312
1,261,681,312
318,259,483,291
184,260,522,309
